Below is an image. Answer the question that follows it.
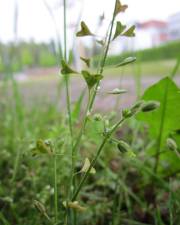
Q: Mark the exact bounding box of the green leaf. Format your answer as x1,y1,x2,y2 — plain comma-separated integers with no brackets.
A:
61,60,77,75
76,21,94,37
81,70,103,90
116,56,136,67
122,25,136,37
115,0,128,17
112,21,126,40
80,57,90,67
108,88,127,95
137,77,180,172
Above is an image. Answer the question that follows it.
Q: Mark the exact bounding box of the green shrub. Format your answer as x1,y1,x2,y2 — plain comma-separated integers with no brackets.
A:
95,40,180,67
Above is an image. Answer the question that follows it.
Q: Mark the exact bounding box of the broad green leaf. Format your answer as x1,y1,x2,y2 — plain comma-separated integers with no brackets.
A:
81,70,103,90
61,60,77,75
80,57,90,67
115,0,128,17
81,158,96,174
112,21,126,40
137,77,180,143
76,21,94,37
116,56,136,67
137,77,180,172
122,25,136,37
108,88,127,95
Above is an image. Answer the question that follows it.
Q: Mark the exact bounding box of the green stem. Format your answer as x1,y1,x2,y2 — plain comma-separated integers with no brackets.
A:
72,117,125,201
66,91,91,222
89,0,118,110
11,147,21,183
72,90,91,156
63,0,73,139
69,0,118,170
154,107,166,174
54,154,58,224
70,90,92,194
63,0,73,223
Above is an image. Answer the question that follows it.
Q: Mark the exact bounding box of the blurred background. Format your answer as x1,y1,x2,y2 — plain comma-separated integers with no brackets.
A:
0,0,180,108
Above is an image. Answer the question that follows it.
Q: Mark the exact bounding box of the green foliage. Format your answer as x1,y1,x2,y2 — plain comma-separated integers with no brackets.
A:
101,41,180,67
39,51,56,67
137,77,180,172
137,77,180,144
21,48,34,67
1,0,180,225
0,41,58,73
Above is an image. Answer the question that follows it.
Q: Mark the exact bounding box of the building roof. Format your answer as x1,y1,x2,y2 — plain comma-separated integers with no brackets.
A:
139,20,167,29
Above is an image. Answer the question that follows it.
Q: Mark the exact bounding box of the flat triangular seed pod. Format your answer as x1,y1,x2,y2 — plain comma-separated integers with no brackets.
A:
76,21,94,37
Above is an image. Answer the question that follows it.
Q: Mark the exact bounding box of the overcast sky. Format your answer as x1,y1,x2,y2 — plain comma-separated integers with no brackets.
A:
0,0,179,42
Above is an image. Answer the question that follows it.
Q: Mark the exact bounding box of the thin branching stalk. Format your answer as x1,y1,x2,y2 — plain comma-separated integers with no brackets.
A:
42,0,63,62
66,0,118,203
72,117,126,201
89,0,118,110
11,0,25,185
67,90,92,214
70,0,118,166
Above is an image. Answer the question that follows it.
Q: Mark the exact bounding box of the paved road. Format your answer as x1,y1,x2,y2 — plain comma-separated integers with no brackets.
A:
15,74,180,111
71,75,180,110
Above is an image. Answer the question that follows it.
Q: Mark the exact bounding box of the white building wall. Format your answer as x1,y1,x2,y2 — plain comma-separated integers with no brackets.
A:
168,12,180,40
109,27,164,55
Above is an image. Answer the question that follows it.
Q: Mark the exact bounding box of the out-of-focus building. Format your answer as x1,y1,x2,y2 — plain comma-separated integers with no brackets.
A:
137,20,168,47
168,12,180,40
79,12,180,57
109,20,169,54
